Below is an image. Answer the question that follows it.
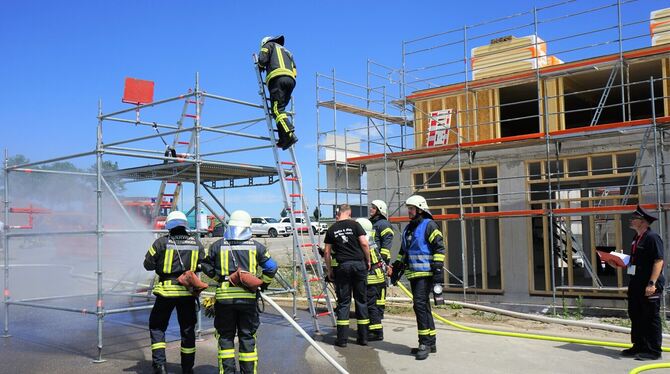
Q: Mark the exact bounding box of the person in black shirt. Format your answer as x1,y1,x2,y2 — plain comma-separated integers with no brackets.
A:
324,204,371,347
616,205,665,361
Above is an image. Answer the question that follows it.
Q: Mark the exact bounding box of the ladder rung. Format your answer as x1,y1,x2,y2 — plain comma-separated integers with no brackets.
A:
162,194,174,197
177,141,190,145
280,161,295,166
285,177,298,182
297,226,310,230
308,277,321,282
313,294,326,300
187,100,198,104
289,194,302,198
316,311,332,317
166,181,180,184
300,243,315,247
305,259,318,266
290,210,305,214
184,114,198,118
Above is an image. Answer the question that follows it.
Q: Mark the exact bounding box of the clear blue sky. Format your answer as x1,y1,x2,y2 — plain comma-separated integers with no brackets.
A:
1,0,665,218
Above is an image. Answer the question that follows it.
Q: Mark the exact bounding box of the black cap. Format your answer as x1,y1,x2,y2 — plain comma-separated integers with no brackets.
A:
271,35,285,46
632,205,657,223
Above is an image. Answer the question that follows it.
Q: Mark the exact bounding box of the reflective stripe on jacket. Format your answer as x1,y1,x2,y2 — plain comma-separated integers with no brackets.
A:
144,233,205,297
368,235,386,285
258,42,297,83
201,239,277,304
371,216,394,262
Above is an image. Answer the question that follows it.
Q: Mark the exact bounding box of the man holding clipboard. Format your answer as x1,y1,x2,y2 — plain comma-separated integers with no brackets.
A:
601,205,664,361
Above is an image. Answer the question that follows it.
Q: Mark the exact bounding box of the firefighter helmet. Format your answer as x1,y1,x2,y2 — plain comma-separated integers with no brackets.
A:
370,199,388,218
228,210,252,228
165,211,188,230
356,217,374,234
224,210,252,241
260,35,285,48
405,195,432,218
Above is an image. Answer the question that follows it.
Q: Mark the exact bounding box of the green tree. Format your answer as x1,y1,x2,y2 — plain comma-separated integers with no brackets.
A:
89,160,125,193
280,208,288,218
313,207,321,221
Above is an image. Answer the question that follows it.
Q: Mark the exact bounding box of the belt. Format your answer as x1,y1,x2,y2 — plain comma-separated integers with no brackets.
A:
159,275,181,283
370,261,385,271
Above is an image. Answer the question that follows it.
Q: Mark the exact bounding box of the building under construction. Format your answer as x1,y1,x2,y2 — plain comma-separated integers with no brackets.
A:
317,0,670,309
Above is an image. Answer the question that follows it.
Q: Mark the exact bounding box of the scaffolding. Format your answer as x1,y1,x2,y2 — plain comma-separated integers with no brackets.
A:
316,0,670,311
1,73,323,361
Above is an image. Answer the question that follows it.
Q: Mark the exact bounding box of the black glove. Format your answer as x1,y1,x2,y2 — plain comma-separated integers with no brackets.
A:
431,262,444,285
260,282,270,292
390,260,405,285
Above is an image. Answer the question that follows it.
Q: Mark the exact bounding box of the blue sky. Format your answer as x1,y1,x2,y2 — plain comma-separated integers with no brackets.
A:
1,0,666,219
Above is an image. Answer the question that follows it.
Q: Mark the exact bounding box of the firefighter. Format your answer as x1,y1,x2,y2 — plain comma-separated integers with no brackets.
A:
258,35,298,150
356,217,388,342
368,199,393,341
391,195,445,360
619,205,665,360
324,204,371,347
201,210,278,374
144,210,206,374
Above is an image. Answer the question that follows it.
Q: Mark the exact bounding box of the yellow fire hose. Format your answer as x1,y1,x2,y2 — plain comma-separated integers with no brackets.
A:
629,363,670,373
395,283,670,373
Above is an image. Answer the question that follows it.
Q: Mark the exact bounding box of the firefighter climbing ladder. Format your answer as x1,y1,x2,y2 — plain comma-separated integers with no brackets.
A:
253,54,336,332
152,94,203,218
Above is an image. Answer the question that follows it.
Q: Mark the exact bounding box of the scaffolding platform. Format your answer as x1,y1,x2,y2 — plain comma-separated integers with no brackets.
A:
104,161,278,184
317,100,412,126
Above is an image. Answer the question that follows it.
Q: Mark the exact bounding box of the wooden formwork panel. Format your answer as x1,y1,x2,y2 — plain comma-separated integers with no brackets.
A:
541,77,565,132
414,89,498,149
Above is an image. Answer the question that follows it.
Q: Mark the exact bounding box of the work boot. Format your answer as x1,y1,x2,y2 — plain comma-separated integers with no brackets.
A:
182,366,194,374
411,345,436,354
357,325,368,346
414,344,430,360
368,330,383,342
621,347,640,357
635,352,662,361
152,364,168,374
278,133,298,150
335,325,348,347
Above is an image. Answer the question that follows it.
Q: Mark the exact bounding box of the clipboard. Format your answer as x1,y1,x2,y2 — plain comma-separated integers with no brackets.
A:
596,250,630,268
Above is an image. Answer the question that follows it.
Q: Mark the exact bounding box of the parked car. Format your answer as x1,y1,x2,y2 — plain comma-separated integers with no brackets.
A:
251,217,292,238
279,217,328,234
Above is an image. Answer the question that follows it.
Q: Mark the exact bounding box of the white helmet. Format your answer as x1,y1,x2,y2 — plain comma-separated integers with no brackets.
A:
224,210,252,241
165,211,188,230
370,199,388,218
228,210,252,228
355,217,373,234
405,195,432,218
260,35,285,48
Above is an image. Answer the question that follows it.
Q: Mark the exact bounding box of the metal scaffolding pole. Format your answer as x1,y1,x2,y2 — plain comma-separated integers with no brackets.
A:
193,73,204,339
3,149,10,338
650,78,667,323
94,99,105,363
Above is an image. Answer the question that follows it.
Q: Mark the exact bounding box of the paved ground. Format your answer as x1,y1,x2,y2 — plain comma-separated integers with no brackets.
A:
1,238,666,373
0,296,664,374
